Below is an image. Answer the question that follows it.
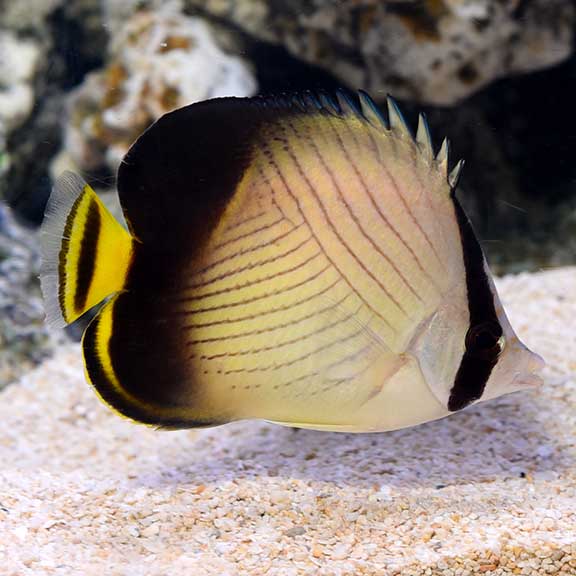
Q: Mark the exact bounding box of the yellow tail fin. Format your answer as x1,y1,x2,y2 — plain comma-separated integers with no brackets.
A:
40,171,134,328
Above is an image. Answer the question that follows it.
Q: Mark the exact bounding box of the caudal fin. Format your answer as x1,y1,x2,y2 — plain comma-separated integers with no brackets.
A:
40,171,134,329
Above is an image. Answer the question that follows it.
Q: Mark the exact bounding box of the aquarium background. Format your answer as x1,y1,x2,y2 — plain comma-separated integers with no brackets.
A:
1,2,576,574
1,0,575,389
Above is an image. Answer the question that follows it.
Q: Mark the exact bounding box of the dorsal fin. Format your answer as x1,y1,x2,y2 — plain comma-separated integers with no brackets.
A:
116,91,461,251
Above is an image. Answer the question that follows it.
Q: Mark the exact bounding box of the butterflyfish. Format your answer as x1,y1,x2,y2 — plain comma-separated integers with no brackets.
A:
40,91,545,432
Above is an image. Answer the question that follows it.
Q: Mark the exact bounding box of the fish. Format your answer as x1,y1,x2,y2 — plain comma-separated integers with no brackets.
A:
39,90,545,432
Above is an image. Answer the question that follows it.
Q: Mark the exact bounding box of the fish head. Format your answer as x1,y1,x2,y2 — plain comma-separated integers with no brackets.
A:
410,272,544,412
476,275,545,403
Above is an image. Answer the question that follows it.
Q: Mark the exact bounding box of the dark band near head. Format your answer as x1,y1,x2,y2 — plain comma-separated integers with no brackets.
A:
448,197,502,411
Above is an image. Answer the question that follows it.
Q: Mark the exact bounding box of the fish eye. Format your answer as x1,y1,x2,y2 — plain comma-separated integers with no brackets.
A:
466,321,504,355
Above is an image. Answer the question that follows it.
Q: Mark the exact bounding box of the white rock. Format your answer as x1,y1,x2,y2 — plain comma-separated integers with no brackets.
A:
185,0,575,105
64,6,257,173
0,32,41,131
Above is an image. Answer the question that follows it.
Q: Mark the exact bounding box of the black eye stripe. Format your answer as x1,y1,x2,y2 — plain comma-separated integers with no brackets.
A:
448,197,502,412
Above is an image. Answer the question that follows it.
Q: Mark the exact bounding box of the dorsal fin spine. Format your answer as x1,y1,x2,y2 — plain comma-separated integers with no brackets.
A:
416,113,434,161
319,92,340,116
436,137,450,176
308,92,323,112
336,89,361,117
449,159,465,189
358,90,388,129
387,96,413,140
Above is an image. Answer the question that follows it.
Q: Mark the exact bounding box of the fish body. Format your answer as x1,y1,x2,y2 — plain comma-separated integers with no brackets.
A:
40,91,544,431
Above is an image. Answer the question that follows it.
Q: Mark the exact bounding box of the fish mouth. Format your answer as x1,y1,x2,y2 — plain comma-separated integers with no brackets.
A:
510,349,545,390
512,372,544,389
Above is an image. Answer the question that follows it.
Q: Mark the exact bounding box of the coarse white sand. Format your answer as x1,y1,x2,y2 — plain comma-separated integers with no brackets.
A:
0,268,575,576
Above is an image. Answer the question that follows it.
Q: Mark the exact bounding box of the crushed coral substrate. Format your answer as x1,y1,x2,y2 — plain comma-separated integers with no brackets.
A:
0,267,575,575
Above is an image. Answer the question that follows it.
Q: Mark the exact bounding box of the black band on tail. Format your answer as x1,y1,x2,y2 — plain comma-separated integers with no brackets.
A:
75,201,101,313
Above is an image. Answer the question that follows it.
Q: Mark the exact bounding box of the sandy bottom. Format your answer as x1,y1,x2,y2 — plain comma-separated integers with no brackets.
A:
0,268,575,576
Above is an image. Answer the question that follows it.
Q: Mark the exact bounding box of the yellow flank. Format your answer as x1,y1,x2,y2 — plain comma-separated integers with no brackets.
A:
173,111,465,428
61,185,133,324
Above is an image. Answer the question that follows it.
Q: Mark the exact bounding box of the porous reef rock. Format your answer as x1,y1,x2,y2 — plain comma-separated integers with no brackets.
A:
0,0,107,222
0,206,62,388
0,26,45,187
186,0,575,105
0,33,42,136
63,6,257,174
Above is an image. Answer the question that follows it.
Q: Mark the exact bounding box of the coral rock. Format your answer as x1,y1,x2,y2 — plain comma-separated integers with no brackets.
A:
185,0,575,105
65,7,257,173
0,32,42,133
0,206,62,388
